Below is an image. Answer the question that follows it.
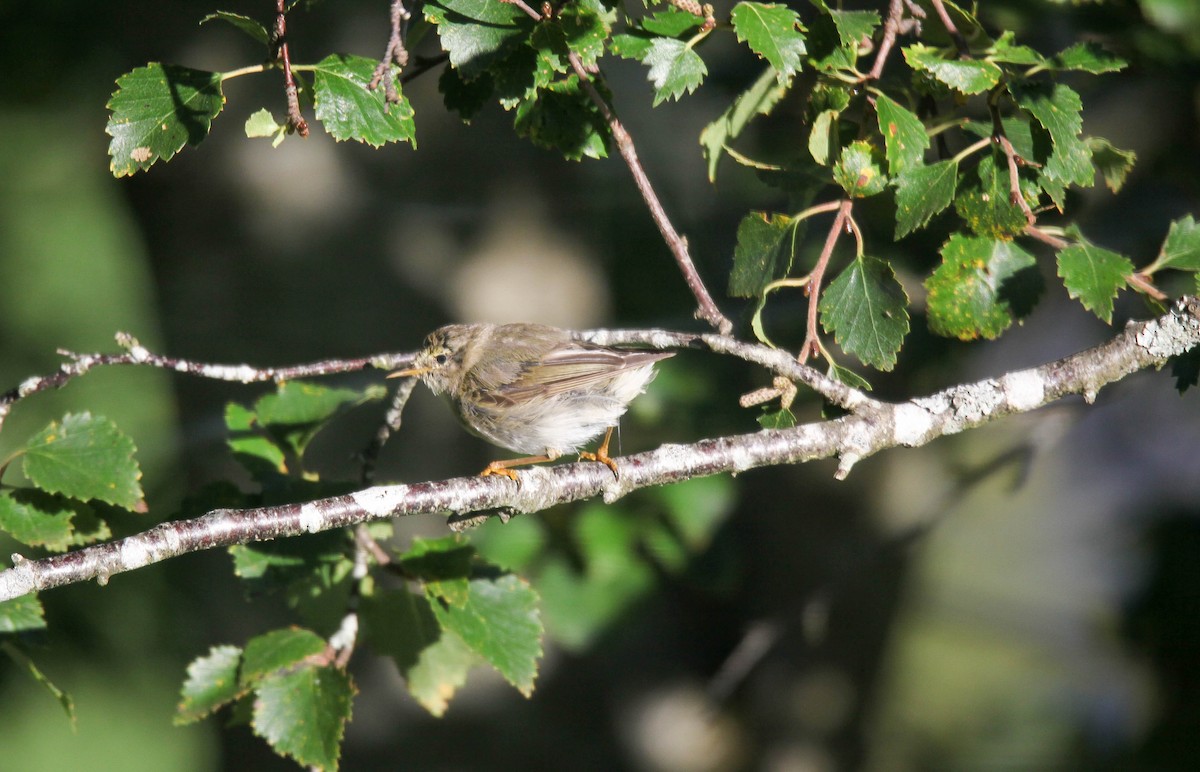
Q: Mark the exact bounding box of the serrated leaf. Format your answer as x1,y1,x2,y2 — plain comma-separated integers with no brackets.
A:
834,140,886,197
954,153,1037,239
700,68,788,182
1050,41,1126,73
925,234,1042,340
244,108,284,141
312,54,416,148
987,31,1043,65
0,491,91,552
401,536,475,607
1156,215,1200,273
424,0,531,79
253,665,354,771
894,159,958,238
406,630,478,716
225,402,288,478
241,627,327,686
641,8,704,37
903,44,1001,95
643,38,707,105
729,212,795,297
0,595,46,633
256,381,379,427
514,76,609,160
827,360,872,391
1010,81,1092,188
731,2,807,81
431,575,542,695
875,94,929,174
175,645,244,724
200,11,270,46
1,641,74,725
1087,137,1136,193
1057,241,1133,322
610,32,654,60
809,0,880,52
106,64,225,177
819,256,910,371
531,5,609,73
22,413,144,511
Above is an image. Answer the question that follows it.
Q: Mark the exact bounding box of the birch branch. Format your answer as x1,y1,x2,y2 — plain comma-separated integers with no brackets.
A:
1,298,1197,602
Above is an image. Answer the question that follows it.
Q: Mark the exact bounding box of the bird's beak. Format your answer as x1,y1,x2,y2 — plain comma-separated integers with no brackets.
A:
387,366,429,379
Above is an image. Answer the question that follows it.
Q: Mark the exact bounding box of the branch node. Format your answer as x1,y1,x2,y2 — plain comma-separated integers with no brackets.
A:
834,453,860,480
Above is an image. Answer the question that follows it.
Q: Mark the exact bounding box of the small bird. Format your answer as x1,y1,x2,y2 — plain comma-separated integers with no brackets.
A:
391,322,673,481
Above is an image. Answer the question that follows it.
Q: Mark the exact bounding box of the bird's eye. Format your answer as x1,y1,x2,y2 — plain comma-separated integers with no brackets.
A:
434,353,450,365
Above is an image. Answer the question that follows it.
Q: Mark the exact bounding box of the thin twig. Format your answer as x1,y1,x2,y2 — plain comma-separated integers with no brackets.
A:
4,298,1197,601
929,0,970,58
498,0,732,334
369,0,412,105
867,0,906,81
272,0,308,136
800,200,854,363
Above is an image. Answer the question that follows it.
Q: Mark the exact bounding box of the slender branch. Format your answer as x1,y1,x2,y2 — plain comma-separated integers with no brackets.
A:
0,332,411,436
3,298,1197,602
867,0,907,81
496,0,731,333
272,0,308,136
368,0,412,105
929,0,970,58
800,200,854,362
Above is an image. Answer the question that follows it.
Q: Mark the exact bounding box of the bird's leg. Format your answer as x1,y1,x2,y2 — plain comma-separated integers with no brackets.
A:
579,427,619,478
479,450,561,483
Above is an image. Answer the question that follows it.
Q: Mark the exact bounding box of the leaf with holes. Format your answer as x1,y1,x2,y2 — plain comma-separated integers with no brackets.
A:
819,256,910,371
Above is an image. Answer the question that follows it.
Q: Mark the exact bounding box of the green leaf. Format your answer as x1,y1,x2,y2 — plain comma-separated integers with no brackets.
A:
641,8,704,37
699,68,789,181
0,491,80,551
1057,241,1133,322
513,76,609,160
256,381,379,427
808,109,839,166
22,413,144,511
424,0,531,79
819,256,910,371
1153,215,1200,272
894,159,958,238
311,54,416,148
1049,41,1126,73
401,535,476,607
728,212,795,297
643,38,708,105
1,642,75,725
925,234,1042,340
827,360,872,391
438,65,494,122
175,645,244,724
1010,81,1092,188
106,64,225,177
531,5,609,73
253,665,354,771
244,108,286,147
1086,137,1136,193
834,140,886,197
731,2,807,81
430,575,542,695
954,153,1036,239
200,11,270,46
405,630,478,716
903,44,1002,94
225,402,288,477
0,595,46,633
813,0,880,52
986,31,1043,65
875,94,929,175
241,627,327,687
757,409,796,429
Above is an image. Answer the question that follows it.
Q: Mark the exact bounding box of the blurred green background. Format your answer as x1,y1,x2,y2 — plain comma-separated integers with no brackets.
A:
1,0,1199,769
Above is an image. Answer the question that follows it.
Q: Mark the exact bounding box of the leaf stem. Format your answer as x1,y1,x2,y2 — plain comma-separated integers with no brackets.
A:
950,137,991,165
221,64,271,81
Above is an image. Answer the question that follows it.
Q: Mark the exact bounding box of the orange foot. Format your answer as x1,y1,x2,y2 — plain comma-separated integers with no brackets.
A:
479,451,561,485
579,427,620,479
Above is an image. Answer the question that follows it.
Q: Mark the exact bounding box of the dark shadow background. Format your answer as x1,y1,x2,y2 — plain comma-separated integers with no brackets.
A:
1,1,1199,769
